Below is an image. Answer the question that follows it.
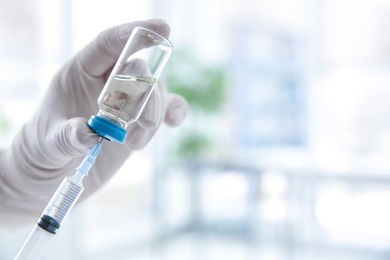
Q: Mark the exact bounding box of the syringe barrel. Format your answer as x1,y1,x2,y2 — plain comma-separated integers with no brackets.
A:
41,175,84,232
14,224,54,260
14,175,84,259
15,142,101,259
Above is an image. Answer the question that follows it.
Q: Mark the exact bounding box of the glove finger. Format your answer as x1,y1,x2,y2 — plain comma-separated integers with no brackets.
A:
124,81,165,149
53,117,100,157
125,122,157,150
164,93,188,127
125,93,188,150
78,19,170,77
123,80,164,149
136,80,165,129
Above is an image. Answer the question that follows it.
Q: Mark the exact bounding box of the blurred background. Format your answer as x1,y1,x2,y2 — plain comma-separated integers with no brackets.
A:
2,0,390,259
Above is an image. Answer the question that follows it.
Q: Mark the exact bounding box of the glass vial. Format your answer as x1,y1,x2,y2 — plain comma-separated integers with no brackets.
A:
88,27,173,143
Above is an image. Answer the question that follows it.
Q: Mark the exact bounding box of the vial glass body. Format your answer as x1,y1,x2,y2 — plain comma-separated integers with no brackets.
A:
97,27,172,129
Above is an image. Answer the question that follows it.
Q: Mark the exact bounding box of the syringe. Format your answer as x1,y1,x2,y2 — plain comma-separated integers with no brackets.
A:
14,139,103,260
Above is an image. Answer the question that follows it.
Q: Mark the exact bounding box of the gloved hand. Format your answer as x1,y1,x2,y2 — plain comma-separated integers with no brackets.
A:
0,19,188,227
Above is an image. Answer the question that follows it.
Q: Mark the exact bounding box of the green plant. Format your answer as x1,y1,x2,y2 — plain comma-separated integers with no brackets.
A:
163,47,227,160
0,116,10,134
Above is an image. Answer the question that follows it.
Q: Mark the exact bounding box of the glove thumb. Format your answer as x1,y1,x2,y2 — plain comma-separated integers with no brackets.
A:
53,118,100,157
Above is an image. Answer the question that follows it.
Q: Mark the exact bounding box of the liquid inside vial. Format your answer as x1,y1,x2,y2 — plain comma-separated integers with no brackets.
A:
99,74,157,127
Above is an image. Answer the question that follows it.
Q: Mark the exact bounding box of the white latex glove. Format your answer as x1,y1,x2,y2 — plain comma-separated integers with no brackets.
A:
0,19,188,227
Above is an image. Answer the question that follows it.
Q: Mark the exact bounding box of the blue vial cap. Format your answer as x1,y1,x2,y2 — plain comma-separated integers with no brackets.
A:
88,115,127,143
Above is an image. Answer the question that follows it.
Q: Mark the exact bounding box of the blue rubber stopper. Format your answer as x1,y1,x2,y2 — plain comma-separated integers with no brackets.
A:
88,115,127,143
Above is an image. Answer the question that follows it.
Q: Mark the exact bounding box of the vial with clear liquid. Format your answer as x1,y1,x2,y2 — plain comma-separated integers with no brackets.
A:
97,74,157,129
88,27,172,143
